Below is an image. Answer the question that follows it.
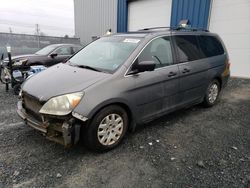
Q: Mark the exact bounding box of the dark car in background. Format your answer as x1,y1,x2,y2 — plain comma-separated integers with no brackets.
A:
17,27,230,152
2,43,82,67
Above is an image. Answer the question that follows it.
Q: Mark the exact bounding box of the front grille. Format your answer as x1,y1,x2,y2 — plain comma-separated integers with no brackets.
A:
22,92,43,121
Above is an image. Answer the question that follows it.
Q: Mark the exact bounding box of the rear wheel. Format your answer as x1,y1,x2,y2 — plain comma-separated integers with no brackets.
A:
203,79,220,107
84,105,128,152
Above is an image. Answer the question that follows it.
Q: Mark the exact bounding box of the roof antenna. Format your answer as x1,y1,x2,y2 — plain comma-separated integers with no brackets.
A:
105,29,112,35
178,19,190,28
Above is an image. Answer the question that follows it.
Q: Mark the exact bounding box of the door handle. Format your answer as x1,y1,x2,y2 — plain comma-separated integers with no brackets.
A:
168,71,177,77
182,68,190,73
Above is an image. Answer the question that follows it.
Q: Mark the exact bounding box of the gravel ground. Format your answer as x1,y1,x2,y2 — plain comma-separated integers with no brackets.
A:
0,78,249,188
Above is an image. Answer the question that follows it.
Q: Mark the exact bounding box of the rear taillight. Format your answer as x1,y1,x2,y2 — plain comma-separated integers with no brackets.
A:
222,59,230,76
226,60,231,69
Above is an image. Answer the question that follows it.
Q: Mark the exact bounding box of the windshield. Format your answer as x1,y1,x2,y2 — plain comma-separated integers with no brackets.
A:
35,45,57,55
68,36,141,73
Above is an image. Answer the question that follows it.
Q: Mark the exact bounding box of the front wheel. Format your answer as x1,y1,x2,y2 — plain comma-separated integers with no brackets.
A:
84,105,128,152
203,79,220,107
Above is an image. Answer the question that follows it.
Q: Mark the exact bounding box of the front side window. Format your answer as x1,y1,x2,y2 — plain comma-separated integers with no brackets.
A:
69,36,141,73
137,37,173,68
174,35,203,63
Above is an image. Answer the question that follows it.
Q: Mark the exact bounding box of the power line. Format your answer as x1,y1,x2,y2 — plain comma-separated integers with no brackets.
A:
0,19,73,31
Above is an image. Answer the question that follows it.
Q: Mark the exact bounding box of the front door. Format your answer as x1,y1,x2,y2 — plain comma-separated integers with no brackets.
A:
153,36,180,113
128,36,179,121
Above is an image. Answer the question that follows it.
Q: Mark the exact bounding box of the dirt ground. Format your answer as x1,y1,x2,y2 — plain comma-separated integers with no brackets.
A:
0,78,249,188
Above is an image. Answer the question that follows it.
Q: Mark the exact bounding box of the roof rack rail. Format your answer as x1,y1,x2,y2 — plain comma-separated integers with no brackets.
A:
138,26,209,32
175,27,209,32
138,27,173,31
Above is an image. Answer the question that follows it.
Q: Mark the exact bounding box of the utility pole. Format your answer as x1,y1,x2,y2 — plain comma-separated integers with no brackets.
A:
9,27,12,34
35,24,40,48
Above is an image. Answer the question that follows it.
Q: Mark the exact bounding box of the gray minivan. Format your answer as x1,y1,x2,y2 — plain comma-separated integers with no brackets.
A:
17,28,230,151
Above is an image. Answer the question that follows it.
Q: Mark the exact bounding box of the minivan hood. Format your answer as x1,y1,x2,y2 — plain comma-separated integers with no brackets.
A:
22,63,110,101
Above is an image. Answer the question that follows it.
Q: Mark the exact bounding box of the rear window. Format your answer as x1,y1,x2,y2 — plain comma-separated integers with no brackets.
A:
174,35,203,62
198,36,224,57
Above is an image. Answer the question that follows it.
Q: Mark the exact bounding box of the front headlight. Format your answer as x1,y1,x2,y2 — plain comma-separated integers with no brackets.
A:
39,92,83,116
13,59,28,66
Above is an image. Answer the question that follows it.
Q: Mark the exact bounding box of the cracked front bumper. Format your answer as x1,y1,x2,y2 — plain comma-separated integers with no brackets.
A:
17,101,81,147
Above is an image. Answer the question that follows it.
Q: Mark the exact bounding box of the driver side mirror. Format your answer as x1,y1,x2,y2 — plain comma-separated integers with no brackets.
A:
129,60,156,75
50,53,58,58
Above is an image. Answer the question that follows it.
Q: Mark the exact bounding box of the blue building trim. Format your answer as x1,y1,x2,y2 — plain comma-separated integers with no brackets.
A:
117,0,211,32
170,0,211,29
117,0,128,32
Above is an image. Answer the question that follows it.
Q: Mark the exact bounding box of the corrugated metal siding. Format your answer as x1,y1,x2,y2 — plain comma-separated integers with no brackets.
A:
74,0,117,45
117,0,128,32
171,0,211,29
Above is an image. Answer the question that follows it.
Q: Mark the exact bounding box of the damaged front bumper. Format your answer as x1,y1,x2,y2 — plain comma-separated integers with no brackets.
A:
17,101,85,147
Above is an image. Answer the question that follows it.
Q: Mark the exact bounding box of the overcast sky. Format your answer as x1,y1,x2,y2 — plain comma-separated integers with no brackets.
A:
0,0,74,37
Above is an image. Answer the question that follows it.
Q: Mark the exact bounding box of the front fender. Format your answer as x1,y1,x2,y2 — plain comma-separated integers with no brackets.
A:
73,97,137,123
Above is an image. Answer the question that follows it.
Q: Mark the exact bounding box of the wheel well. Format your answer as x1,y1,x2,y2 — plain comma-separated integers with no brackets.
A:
214,77,222,90
91,102,133,129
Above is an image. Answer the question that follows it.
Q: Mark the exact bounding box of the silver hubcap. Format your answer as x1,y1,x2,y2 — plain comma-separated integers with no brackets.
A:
208,83,219,104
97,114,124,146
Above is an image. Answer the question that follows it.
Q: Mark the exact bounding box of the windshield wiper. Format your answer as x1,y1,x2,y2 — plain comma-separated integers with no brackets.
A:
74,64,101,72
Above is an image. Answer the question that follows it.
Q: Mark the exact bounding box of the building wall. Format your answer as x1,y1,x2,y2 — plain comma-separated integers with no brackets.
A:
128,0,172,31
74,0,249,77
75,0,211,36
117,0,128,32
74,0,118,45
117,0,211,32
209,0,250,77
171,0,211,29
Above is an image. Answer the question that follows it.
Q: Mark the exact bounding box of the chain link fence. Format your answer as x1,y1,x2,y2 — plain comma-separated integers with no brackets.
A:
0,32,81,58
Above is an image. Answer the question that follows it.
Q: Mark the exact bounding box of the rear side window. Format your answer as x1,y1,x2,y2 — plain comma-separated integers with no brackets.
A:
198,36,224,57
174,35,203,63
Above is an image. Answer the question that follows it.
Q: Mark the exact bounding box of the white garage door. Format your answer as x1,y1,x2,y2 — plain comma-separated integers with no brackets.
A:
209,0,250,77
128,0,172,31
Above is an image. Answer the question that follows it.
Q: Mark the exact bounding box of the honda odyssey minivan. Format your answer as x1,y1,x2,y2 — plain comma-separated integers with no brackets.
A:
17,27,230,151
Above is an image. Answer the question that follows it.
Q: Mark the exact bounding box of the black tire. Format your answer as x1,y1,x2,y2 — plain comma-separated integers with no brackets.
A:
0,66,2,83
84,105,128,152
203,79,220,107
13,84,21,95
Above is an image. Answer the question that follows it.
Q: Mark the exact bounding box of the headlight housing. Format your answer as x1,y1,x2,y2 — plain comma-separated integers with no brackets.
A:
13,59,28,66
39,92,83,116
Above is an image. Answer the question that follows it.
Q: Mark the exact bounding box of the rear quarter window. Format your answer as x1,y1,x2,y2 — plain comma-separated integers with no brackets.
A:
198,36,224,57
